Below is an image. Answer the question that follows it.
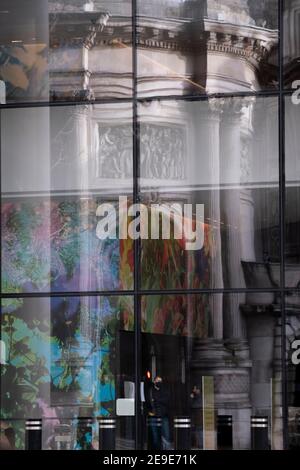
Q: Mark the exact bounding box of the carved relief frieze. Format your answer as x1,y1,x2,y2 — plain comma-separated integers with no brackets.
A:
95,122,186,180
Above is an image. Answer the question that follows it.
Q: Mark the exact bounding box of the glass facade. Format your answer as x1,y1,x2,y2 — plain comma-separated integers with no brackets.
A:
0,0,299,451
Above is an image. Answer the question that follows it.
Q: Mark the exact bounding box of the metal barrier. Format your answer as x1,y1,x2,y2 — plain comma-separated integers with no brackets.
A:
217,415,233,449
25,419,42,450
174,417,191,450
251,416,269,450
98,417,116,450
77,417,93,450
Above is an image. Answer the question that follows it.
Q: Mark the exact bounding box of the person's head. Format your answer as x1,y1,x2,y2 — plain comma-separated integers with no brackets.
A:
154,376,163,385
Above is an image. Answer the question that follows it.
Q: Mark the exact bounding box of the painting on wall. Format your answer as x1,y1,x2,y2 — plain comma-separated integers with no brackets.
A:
1,196,134,294
141,219,212,290
1,196,212,448
141,294,211,338
2,196,212,294
1,295,134,449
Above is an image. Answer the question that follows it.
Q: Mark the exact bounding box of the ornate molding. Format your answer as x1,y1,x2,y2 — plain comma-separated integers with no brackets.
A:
49,11,277,64
136,18,277,62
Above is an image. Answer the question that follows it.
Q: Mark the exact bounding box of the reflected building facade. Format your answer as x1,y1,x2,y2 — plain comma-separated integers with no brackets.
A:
0,0,299,451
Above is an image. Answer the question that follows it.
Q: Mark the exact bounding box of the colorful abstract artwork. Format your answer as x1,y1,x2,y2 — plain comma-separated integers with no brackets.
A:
140,217,212,337
2,197,212,294
2,197,134,294
1,196,212,448
141,222,211,290
141,294,211,338
1,295,134,449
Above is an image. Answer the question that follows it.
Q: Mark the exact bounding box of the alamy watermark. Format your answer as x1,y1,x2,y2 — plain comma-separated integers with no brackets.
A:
291,80,300,104
95,196,205,251
291,340,300,365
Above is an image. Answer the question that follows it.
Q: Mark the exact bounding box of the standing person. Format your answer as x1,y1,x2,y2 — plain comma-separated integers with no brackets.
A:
145,376,171,450
190,385,203,449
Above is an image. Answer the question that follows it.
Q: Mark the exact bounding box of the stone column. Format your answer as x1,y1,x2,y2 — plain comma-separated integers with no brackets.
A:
193,99,224,339
218,99,252,449
240,98,256,263
191,100,230,449
69,106,92,294
219,99,245,340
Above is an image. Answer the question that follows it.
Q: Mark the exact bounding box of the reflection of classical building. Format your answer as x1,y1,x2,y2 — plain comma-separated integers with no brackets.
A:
49,2,132,100
0,1,279,101
47,0,278,98
2,0,298,451
45,2,279,449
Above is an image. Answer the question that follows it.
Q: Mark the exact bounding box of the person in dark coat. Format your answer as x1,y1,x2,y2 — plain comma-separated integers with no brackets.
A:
145,376,171,449
190,385,203,449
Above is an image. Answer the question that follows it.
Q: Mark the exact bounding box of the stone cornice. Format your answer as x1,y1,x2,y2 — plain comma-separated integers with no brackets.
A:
137,20,277,63
50,12,132,48
204,18,278,43
50,13,277,47
205,19,278,64
49,12,278,68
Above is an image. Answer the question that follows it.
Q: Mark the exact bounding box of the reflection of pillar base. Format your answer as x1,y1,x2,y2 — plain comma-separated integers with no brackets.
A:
241,304,283,450
271,374,283,450
191,339,232,370
219,407,251,450
192,339,252,449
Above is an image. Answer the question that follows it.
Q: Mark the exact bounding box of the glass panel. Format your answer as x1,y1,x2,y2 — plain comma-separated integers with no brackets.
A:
141,293,283,450
285,97,300,288
139,96,279,290
284,0,300,89
0,1,132,103
0,295,135,450
137,0,278,98
286,294,300,449
1,103,134,293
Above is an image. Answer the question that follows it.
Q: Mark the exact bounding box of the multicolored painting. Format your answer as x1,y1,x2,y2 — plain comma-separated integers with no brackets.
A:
140,215,212,337
1,295,134,449
2,197,212,294
1,196,212,448
141,294,211,338
141,221,212,290
2,197,134,294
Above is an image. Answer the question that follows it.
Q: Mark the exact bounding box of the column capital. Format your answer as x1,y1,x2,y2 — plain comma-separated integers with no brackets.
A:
208,97,226,114
206,96,255,123
221,96,255,120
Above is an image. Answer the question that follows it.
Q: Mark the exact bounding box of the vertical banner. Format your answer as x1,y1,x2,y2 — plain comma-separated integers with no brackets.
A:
202,376,216,450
